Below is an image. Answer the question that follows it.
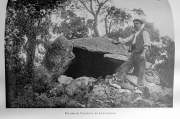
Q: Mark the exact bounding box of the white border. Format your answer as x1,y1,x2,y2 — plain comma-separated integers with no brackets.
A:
0,0,180,119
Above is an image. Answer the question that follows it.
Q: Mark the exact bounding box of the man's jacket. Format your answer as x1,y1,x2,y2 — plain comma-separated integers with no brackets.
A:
125,28,151,53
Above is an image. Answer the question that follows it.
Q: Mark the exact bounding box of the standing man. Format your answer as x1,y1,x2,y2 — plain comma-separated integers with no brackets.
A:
112,19,151,87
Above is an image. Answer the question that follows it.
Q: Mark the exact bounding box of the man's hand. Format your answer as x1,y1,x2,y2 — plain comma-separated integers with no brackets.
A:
107,38,118,44
109,37,125,45
118,37,126,45
111,40,120,44
140,48,148,59
140,52,146,59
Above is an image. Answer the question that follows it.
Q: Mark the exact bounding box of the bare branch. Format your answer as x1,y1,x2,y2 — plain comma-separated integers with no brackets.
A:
96,4,102,15
78,0,94,15
97,0,100,5
102,0,109,6
104,15,109,34
90,0,95,15
96,0,108,15
108,19,114,33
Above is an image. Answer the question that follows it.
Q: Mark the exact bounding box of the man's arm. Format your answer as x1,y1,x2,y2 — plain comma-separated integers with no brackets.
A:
142,48,148,55
112,35,133,45
143,31,151,51
140,31,151,59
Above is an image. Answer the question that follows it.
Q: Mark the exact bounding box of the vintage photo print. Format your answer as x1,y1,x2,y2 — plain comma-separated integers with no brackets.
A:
4,0,175,109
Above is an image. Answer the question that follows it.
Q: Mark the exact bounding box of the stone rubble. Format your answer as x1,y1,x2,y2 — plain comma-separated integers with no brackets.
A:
50,69,173,108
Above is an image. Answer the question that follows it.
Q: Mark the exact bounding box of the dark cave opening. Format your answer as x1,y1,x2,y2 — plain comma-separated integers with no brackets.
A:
64,47,125,79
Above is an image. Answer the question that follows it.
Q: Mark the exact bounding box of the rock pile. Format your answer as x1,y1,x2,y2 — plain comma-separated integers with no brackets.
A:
47,72,173,108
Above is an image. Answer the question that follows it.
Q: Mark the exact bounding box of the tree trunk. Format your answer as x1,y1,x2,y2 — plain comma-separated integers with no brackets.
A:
26,36,36,79
5,62,16,107
105,15,109,36
93,15,100,37
108,19,113,34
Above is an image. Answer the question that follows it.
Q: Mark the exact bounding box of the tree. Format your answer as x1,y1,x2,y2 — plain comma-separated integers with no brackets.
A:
5,0,68,107
131,8,145,17
6,0,68,78
86,19,94,37
102,7,146,38
107,25,134,40
104,6,132,36
73,0,111,37
52,10,89,39
147,44,162,63
144,21,160,42
159,36,174,86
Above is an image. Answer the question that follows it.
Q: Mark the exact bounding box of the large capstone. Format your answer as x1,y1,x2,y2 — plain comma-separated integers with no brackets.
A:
64,37,128,79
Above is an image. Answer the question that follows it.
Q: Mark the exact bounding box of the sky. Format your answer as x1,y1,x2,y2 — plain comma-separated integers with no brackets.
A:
112,0,174,39
52,0,174,39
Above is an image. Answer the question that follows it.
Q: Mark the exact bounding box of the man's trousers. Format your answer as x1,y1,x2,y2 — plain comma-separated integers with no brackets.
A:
119,50,146,86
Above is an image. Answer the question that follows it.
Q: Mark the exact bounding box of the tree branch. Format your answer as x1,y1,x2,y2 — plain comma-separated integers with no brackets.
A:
102,0,109,6
90,0,95,15
108,19,114,33
96,0,108,15
96,5,102,15
79,0,94,15
97,0,100,5
35,39,50,49
105,15,109,34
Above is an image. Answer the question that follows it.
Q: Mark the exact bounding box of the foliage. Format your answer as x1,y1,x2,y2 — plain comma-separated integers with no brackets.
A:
144,21,160,42
107,26,134,40
154,36,174,86
11,86,82,108
6,0,69,76
52,10,89,39
147,44,162,63
5,0,68,107
132,8,145,16
104,6,132,36
72,0,111,37
146,34,174,87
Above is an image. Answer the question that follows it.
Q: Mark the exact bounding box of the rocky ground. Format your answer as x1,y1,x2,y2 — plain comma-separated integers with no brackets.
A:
43,67,173,108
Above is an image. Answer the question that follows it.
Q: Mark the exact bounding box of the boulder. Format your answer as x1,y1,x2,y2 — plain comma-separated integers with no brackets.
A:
146,62,152,69
58,75,73,85
65,76,95,97
145,82,173,97
151,92,160,101
126,75,138,85
50,83,65,96
145,74,160,85
71,37,128,55
104,54,128,63
92,85,106,97
43,36,75,79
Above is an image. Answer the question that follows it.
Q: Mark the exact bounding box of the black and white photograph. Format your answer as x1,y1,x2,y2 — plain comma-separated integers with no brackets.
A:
4,0,175,109
2,0,180,118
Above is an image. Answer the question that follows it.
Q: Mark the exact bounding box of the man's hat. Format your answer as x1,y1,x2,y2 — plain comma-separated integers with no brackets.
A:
133,19,143,24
